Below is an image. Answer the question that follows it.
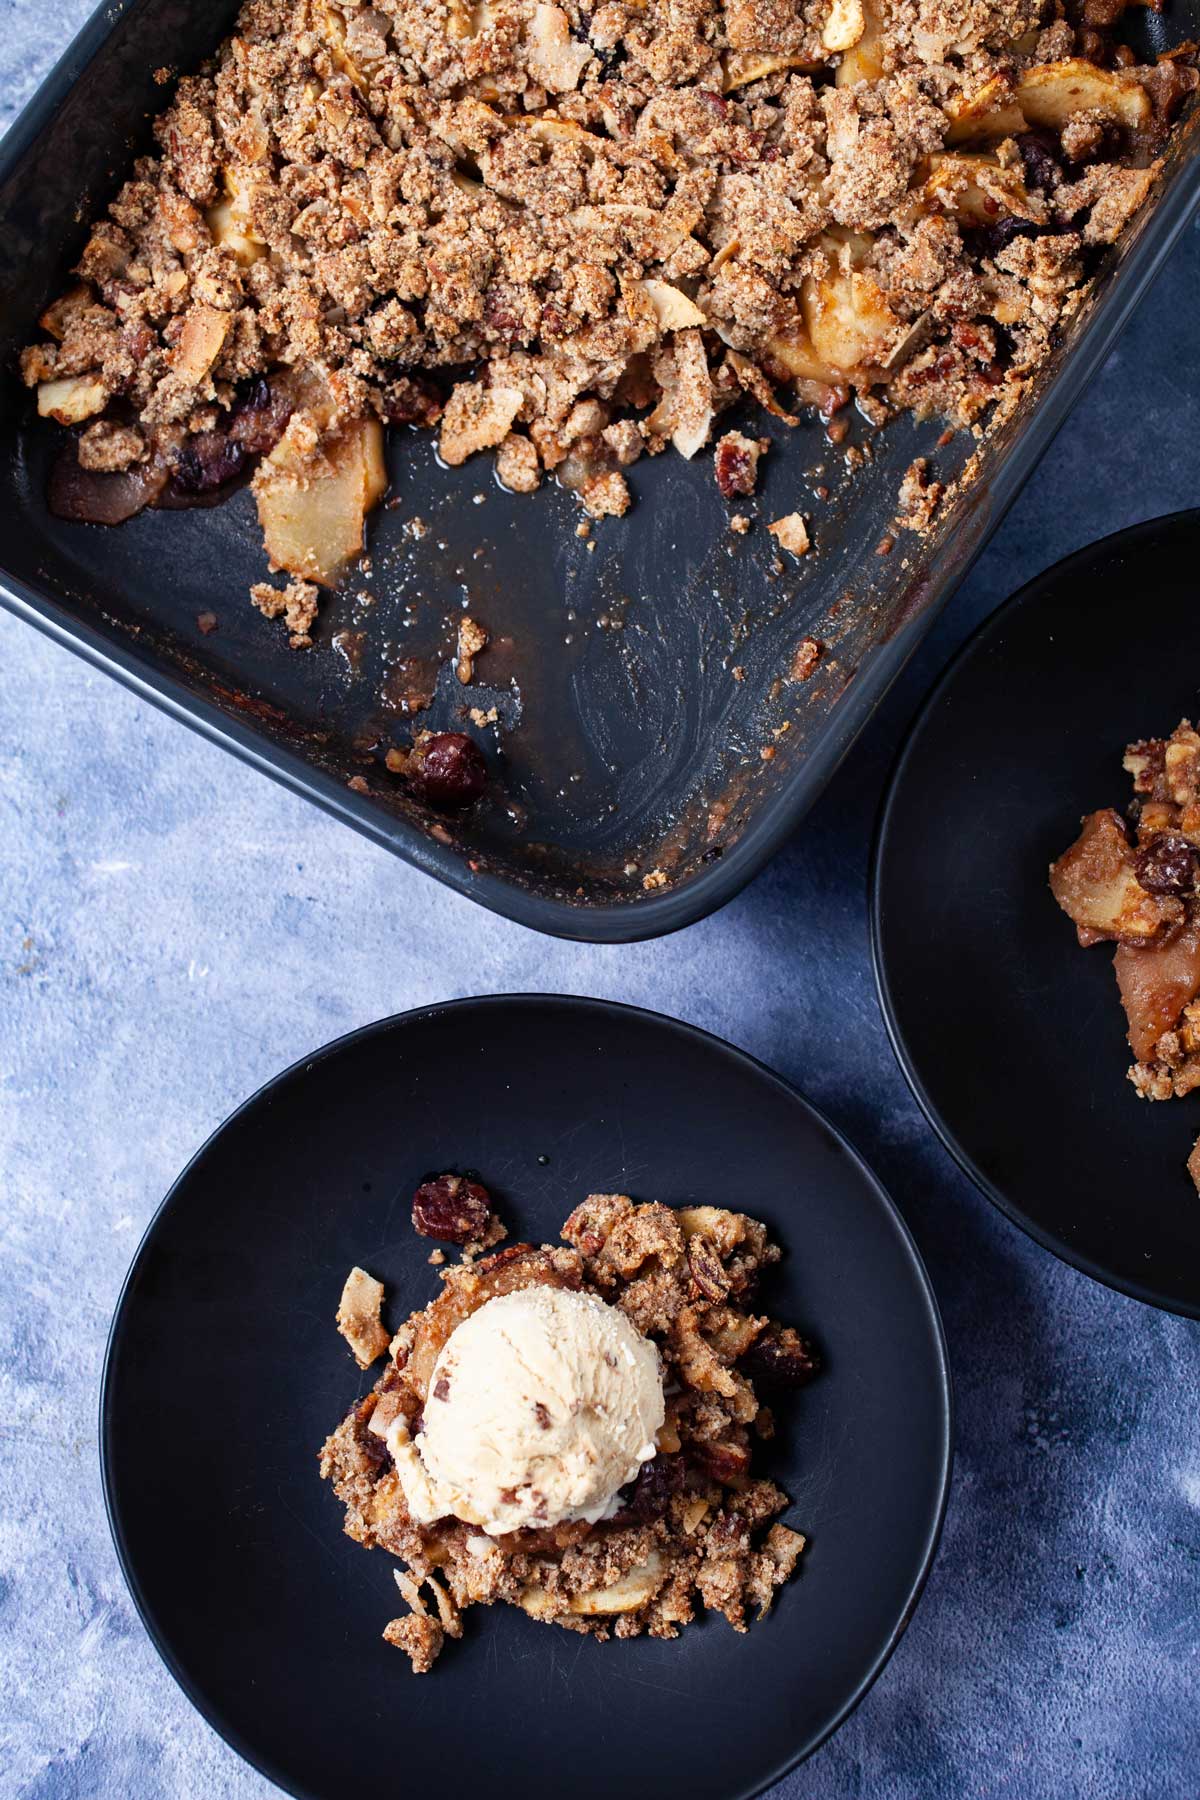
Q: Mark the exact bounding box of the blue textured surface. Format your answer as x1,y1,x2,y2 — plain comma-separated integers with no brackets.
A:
2,10,1199,1796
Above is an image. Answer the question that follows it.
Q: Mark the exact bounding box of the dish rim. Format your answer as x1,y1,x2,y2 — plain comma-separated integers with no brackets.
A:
99,991,954,1799
869,508,1200,1321
4,2,1199,942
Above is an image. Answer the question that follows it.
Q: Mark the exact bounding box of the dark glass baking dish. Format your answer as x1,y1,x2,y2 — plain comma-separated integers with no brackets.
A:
1,0,1197,942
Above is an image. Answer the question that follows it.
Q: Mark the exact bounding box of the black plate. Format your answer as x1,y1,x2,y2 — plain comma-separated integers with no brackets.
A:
872,511,1200,1318
101,996,950,1800
2,6,1199,940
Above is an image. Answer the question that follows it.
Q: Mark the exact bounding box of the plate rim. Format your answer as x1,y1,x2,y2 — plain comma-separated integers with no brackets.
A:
869,508,1200,1322
99,992,954,1800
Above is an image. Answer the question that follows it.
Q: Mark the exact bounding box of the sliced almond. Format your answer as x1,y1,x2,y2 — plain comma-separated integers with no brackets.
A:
642,278,707,332
525,2,592,93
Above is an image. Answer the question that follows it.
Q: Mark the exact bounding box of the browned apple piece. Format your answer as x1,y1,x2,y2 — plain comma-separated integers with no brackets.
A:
172,304,231,384
37,373,107,425
254,414,387,586
39,285,93,342
206,168,266,267
835,0,885,86
1016,59,1151,133
568,1551,666,1615
945,76,1027,144
1115,923,1200,1062
1049,808,1178,945
925,153,1043,225
764,326,840,383
1188,1133,1200,1195
405,1245,582,1399
801,247,899,373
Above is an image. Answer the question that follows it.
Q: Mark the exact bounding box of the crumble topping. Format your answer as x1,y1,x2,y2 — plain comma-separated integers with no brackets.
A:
319,1186,818,1670
19,0,1196,643
1050,718,1200,1191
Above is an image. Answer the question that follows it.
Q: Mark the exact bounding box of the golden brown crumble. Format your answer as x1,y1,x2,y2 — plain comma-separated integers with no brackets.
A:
319,1189,818,1671
1050,719,1200,1191
20,0,1196,644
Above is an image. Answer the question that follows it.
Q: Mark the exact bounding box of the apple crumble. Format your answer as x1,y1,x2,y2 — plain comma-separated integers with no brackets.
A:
20,0,1196,645
319,1180,818,1671
1050,718,1200,1191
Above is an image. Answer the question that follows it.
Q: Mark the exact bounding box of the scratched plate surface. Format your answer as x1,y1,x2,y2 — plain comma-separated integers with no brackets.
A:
0,0,1197,934
101,997,951,1800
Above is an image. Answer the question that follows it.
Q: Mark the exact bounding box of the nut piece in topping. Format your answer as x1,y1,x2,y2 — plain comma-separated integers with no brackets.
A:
714,431,766,500
406,731,488,810
768,513,810,557
336,1266,390,1368
412,1173,504,1250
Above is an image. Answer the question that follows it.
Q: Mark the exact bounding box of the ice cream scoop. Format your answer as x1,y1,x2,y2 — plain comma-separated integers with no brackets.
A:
388,1286,665,1536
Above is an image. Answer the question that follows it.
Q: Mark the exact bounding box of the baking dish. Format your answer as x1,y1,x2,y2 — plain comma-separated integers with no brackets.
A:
0,0,1197,942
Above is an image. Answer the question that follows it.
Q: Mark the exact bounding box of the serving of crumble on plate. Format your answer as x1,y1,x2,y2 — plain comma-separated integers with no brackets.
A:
1050,718,1200,1192
100,997,950,1800
321,1176,816,1671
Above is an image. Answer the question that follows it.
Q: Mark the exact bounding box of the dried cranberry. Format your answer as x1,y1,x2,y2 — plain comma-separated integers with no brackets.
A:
714,441,754,499
978,215,1033,257
409,732,487,809
739,1327,820,1388
1015,129,1062,193
170,429,246,496
412,1172,492,1244
1135,835,1197,895
229,378,294,455
613,1453,683,1522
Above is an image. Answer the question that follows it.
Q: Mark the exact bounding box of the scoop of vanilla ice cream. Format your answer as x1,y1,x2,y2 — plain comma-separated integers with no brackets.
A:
388,1286,665,1536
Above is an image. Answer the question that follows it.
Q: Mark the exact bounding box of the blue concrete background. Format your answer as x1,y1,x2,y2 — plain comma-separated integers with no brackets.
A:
2,7,1198,1795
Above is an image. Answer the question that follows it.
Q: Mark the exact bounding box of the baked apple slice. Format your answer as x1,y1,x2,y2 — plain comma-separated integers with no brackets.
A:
254,413,387,586
1049,808,1181,946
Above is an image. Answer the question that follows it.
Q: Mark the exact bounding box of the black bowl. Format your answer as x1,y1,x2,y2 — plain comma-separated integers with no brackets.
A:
101,995,950,1800
871,510,1200,1318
